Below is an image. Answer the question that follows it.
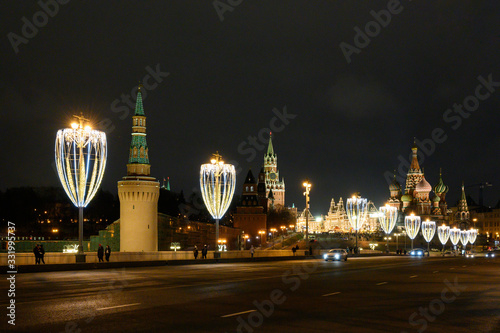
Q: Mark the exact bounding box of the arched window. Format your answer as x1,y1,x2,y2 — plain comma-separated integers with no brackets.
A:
250,186,254,191
140,147,144,158
133,147,138,158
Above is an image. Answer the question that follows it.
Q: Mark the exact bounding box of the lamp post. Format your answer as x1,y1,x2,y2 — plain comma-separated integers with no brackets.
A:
449,227,461,256
303,180,311,245
394,233,401,253
243,234,249,250
258,230,265,247
270,228,277,249
437,225,450,256
421,220,436,256
55,114,107,262
200,152,236,260
378,204,398,253
404,213,421,251
346,194,368,254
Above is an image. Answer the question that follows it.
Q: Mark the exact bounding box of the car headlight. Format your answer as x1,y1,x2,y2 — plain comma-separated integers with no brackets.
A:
410,251,414,255
492,254,495,257
323,254,327,259
335,254,340,259
418,251,422,255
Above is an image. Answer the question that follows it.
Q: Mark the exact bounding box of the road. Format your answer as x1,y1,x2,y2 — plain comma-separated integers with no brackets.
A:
2,256,499,333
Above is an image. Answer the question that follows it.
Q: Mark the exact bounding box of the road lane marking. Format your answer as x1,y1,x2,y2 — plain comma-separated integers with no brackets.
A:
97,303,141,311
450,267,455,270
221,310,256,318
462,265,467,267
322,292,341,297
433,271,439,273
376,282,388,285
410,275,418,278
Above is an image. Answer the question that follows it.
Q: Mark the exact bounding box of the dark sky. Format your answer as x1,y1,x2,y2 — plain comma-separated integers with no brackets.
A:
1,1,499,216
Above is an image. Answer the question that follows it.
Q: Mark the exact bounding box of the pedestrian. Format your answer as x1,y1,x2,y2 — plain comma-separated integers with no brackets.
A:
39,244,45,264
202,245,207,259
292,246,297,256
33,244,40,265
403,249,407,255
309,245,313,255
193,246,199,260
105,245,111,262
97,244,104,262
250,245,255,258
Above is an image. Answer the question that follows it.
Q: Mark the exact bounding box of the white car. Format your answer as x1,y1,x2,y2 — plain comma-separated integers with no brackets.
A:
465,251,475,258
324,249,348,261
409,248,426,256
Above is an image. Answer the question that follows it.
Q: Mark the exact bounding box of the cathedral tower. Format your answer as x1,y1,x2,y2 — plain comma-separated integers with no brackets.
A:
118,85,160,252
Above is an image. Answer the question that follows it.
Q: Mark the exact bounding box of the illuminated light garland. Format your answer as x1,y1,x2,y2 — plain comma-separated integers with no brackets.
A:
378,205,398,235
437,225,450,252
449,227,461,255
346,197,368,231
468,229,478,245
404,213,421,250
421,220,436,243
55,127,107,207
55,115,107,257
460,230,470,247
421,220,436,254
200,153,236,254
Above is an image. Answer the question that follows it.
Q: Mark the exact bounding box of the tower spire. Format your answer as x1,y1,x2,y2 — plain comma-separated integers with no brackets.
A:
266,132,274,156
126,83,150,176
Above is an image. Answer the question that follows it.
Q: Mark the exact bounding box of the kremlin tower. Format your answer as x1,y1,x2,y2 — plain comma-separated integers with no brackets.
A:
260,133,285,209
118,85,160,252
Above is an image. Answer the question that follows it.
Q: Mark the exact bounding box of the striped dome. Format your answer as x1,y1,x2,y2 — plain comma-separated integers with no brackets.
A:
389,177,402,192
433,173,449,194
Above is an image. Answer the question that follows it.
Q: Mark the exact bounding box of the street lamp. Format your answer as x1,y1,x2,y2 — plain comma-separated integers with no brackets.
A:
270,228,277,249
421,220,436,255
303,180,311,244
378,204,398,253
394,233,401,253
200,152,236,259
243,234,249,250
404,213,421,251
449,227,461,255
55,114,107,262
346,194,368,253
258,230,265,247
437,225,450,256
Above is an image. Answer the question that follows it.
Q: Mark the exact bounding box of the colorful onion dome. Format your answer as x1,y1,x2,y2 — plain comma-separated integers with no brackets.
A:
433,170,449,194
416,175,432,194
389,172,402,192
401,194,413,202
432,195,441,202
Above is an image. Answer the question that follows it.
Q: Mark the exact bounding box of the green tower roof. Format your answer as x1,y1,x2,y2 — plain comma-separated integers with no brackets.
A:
134,85,145,116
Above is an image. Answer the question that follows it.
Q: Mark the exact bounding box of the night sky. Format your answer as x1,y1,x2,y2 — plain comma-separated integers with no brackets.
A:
1,1,499,216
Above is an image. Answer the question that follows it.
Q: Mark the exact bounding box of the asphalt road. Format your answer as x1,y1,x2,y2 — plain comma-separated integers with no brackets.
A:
2,256,499,333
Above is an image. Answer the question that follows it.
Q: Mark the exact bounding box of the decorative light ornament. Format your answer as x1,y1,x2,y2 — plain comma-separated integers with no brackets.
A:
55,114,107,260
421,220,436,254
378,204,398,252
437,225,450,255
404,213,421,250
460,230,470,247
200,152,236,258
346,195,368,251
468,229,478,246
346,196,368,231
449,227,461,255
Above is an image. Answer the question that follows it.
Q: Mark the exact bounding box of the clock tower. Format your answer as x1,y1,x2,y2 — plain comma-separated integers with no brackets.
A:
263,133,285,209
